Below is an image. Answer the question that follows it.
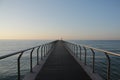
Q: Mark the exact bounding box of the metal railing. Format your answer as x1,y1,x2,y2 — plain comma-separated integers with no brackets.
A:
0,40,58,80
63,41,120,80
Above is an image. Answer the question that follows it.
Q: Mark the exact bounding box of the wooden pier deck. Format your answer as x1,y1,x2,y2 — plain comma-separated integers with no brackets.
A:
35,41,91,80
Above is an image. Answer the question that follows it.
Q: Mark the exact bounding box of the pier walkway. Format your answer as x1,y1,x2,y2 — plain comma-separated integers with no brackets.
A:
2,40,120,80
35,41,91,80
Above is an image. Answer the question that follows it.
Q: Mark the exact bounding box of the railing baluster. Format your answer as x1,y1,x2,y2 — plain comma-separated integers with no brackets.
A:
90,49,95,73
30,48,34,73
41,45,43,60
45,44,47,56
17,52,24,80
0,41,57,80
83,47,87,65
37,46,40,65
47,44,49,54
46,44,48,55
73,44,76,55
62,41,120,80
72,44,74,54
1,40,120,80
104,52,111,80
43,45,45,57
76,45,78,57
79,45,82,60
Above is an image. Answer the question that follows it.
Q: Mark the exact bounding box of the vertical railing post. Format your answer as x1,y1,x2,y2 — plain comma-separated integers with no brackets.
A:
74,45,75,55
83,47,87,65
17,52,24,80
41,45,43,60
74,44,75,55
43,45,45,57
90,49,95,73
43,44,45,57
104,52,111,80
37,46,40,65
79,45,82,60
30,48,34,73
72,44,74,53
71,44,72,50
47,44,50,53
76,45,78,57
47,43,50,54
46,44,48,55
45,44,47,56
49,44,51,51
49,43,51,52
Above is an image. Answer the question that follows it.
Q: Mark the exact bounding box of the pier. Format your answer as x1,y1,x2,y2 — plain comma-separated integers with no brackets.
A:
35,40,91,80
0,40,120,80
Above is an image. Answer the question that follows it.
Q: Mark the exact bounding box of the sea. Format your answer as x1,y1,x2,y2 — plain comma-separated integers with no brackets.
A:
0,40,120,80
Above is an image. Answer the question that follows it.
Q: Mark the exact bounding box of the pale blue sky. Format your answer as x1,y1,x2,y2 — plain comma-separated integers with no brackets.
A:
0,0,120,40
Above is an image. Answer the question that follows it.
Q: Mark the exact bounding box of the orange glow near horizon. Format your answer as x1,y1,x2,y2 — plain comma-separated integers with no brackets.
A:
0,33,119,40
0,1,120,40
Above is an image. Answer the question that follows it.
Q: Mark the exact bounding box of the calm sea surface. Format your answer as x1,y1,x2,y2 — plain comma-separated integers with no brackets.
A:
0,40,120,80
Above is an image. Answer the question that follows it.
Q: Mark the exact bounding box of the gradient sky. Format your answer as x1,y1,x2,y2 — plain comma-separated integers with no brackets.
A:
0,0,120,40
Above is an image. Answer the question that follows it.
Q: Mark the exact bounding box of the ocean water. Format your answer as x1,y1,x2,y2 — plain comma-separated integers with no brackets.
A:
0,40,120,80
70,40,120,80
0,40,51,80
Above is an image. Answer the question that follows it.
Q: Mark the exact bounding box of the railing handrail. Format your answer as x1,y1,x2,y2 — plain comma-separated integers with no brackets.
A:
65,41,120,57
0,46,39,60
83,45,120,57
0,40,57,80
63,40,120,80
0,40,57,60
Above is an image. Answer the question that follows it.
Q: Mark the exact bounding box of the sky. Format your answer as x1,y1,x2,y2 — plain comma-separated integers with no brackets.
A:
0,0,120,40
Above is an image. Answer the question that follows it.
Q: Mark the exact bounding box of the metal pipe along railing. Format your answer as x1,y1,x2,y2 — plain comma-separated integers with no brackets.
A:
0,40,57,80
63,41,120,80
